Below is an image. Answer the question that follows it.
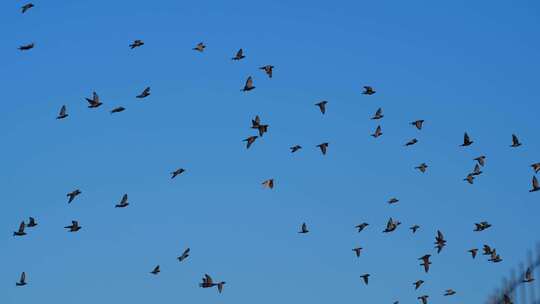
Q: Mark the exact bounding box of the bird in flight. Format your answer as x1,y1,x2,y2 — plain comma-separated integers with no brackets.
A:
57,105,68,119
315,101,328,114
177,248,190,262
383,218,401,233
362,86,376,95
464,174,475,184
316,143,329,155
483,244,494,256
16,272,27,286
444,289,456,296
371,125,382,138
67,189,82,204
232,48,245,60
417,295,429,304
468,248,478,259
259,65,274,78
171,168,185,179
150,265,160,275
193,42,205,52
18,43,34,51
460,132,473,146
85,91,102,108
299,222,309,234
360,273,370,285
250,115,269,137
510,134,522,147
243,136,258,149
414,280,424,290
371,108,384,120
115,194,129,208
471,164,483,176
415,163,428,173
411,120,424,130
242,76,255,91
530,176,540,192
488,249,503,263
262,179,274,189
387,197,399,205
199,274,226,293
523,267,535,283
136,87,151,99
531,163,540,173
410,225,420,233
129,40,144,49
65,220,82,232
474,155,486,167
474,221,491,232
13,221,26,236
355,222,369,232
290,145,302,153
27,217,37,228
419,254,431,273
21,3,34,13
352,247,363,257
434,230,447,253
111,106,126,114
405,138,418,146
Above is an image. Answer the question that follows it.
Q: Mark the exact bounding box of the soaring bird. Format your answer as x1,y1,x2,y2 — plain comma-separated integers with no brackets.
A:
299,222,309,234
419,254,431,273
410,225,420,233
352,247,363,257
243,136,258,149
290,145,302,153
464,174,474,184
383,218,401,233
371,125,383,138
531,163,540,173
371,108,383,120
16,272,27,286
523,267,535,283
242,76,255,91
411,120,424,130
57,105,68,119
471,164,483,176
21,3,34,13
27,217,37,228
360,274,370,285
415,163,428,173
64,220,81,232
259,65,274,78
150,265,160,275
417,295,429,304
171,168,185,179
510,134,522,147
232,48,245,60
136,87,151,99
355,223,369,232
317,143,329,155
18,43,34,51
193,42,206,52
85,91,102,108
460,132,473,146
129,40,144,49
13,221,26,236
434,230,447,253
414,280,424,290
362,86,376,95
115,194,129,208
530,176,540,192
405,138,418,146
315,101,328,114
444,289,456,296
110,106,126,114
67,189,82,203
387,197,399,205
199,274,226,293
177,248,190,262
474,156,486,167
468,248,479,259
474,221,491,232
262,179,274,189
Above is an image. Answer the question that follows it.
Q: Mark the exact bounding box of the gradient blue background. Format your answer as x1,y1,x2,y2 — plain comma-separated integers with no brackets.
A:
2,1,540,303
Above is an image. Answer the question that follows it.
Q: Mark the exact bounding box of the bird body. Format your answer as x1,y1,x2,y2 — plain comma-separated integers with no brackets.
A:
27,217,37,228
461,132,473,146
193,42,206,52
383,218,401,233
411,120,424,130
22,3,34,13
530,176,540,192
150,265,160,275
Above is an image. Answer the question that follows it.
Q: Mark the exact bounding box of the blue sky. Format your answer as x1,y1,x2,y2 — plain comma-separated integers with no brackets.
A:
2,0,540,303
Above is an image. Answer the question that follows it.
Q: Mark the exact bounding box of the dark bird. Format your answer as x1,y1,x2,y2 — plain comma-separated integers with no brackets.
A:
489,249,503,263
136,87,151,99
444,289,456,296
355,223,369,232
383,218,401,233
510,134,522,147
193,42,205,52
523,267,535,283
411,120,424,130
242,76,255,91
232,48,245,60
531,163,540,173
464,174,474,184
362,86,376,95
243,136,258,149
315,101,328,114
503,294,513,304
371,125,383,138
352,247,363,257
419,254,431,273
405,138,418,146
199,274,226,293
85,91,102,108
64,220,81,232
256,124,269,137
360,274,370,285
27,217,37,228
57,105,68,119
67,189,82,203
262,179,274,189
171,168,185,179
418,295,429,304
414,280,424,290
468,248,478,259
150,265,160,275
290,145,302,153
129,40,144,49
110,106,125,114
387,197,399,205
415,163,428,173
21,3,34,13
434,230,447,253
474,155,486,167
259,65,274,78
115,194,129,208
410,225,420,233
13,221,26,236
299,222,309,234
251,115,261,128
371,108,384,120
18,43,34,51
317,142,329,155
483,245,494,256
474,221,491,232
471,164,483,176
177,248,190,262
530,176,540,192
460,132,473,146
16,272,27,286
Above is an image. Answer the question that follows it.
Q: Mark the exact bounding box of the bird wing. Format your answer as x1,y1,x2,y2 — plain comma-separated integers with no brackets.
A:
205,274,213,284
121,194,128,204
533,176,539,188
18,221,25,233
21,272,25,282
60,105,66,115
512,134,519,144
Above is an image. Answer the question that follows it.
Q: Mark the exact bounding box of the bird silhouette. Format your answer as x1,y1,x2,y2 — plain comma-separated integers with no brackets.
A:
193,42,205,52
150,265,160,275
18,43,34,51
352,247,363,257
27,217,37,228
474,221,491,232
232,48,245,60
242,76,255,91
387,197,399,205
415,163,428,173
531,163,540,173
474,155,486,167
371,108,384,120
243,136,258,149
411,120,424,130
414,280,424,290
299,222,309,234
64,220,81,232
355,223,369,232
362,86,376,95
136,87,151,99
371,125,383,138
177,248,190,262
510,134,522,147
316,143,329,155
85,91,102,108
13,221,26,236
529,176,540,192
57,105,68,119
129,40,144,49
171,168,185,179
67,189,82,203
417,295,429,304
434,230,447,253
444,289,456,296
315,101,328,114
262,179,274,189
199,274,226,293
460,132,473,146
383,218,401,233
410,225,420,233
115,194,129,208
21,3,34,13
290,145,302,153
488,249,503,263
464,174,475,184
16,272,27,286
405,138,418,146
523,267,535,283
468,248,479,259
110,106,126,114
483,244,494,256
471,164,483,176
419,254,431,273
259,65,274,78
360,273,370,285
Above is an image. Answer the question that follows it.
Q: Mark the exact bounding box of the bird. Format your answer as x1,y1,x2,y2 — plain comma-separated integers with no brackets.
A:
199,274,226,293
352,247,363,257
411,120,424,130
371,108,383,120
232,48,245,60
405,138,418,146
464,174,474,184
414,280,424,290
410,225,420,233
355,223,369,232
27,217,37,228
316,143,329,155
150,265,160,275
21,3,34,13
362,86,376,95
64,220,81,232
171,168,185,179
460,132,473,146
290,145,302,153
523,267,534,283
383,218,401,233
298,222,309,234
18,43,34,51
115,194,129,208
177,248,190,262
471,164,483,176
531,163,540,173
315,101,328,114
510,134,522,147
489,250,503,263
419,254,431,273
16,272,27,286
371,125,383,138
136,87,151,99
85,91,102,108
468,248,478,259
503,294,513,304
110,106,126,114
259,65,274,78
13,221,26,236
417,295,429,304
444,289,456,296
256,124,269,137
483,245,494,256
67,189,82,203
193,42,205,52
530,176,540,192
474,155,486,167
251,115,262,128
129,40,144,49
387,197,399,205
434,230,447,253
262,179,274,189
57,105,68,119
415,163,428,173
243,136,258,149
360,274,370,285
474,221,491,232
242,76,255,91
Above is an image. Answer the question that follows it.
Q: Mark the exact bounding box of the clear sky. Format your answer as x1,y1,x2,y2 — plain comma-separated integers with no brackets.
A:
2,1,540,303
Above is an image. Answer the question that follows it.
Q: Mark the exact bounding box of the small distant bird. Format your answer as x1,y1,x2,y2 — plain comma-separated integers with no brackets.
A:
360,274,370,285
57,105,68,119
405,138,418,146
85,91,102,108
483,245,494,256
414,280,424,290
317,143,329,155
299,222,309,234
67,189,82,204
489,249,503,263
464,174,474,184
193,42,205,52
262,179,274,189
371,108,384,120
474,156,486,167
115,194,129,208
411,120,424,130
510,134,522,147
315,101,328,114
352,247,363,257
355,222,369,232
16,272,27,286
419,254,431,273
256,124,269,137
434,230,447,253
415,163,428,173
251,115,261,128
383,218,401,233
371,125,383,138
531,163,540,173
242,76,255,91
503,294,513,304
474,221,491,232
177,248,190,262
13,221,26,236
21,3,34,13
27,217,37,228
110,106,125,114
171,168,185,179
417,295,429,304
444,289,456,296
387,197,399,205
150,265,160,275
530,176,540,192
410,225,420,233
243,136,258,149
259,65,274,78
468,248,478,259
232,48,245,60
523,267,534,283
199,274,226,293
290,145,302,153
64,220,81,232
129,40,144,49
362,86,376,95
460,132,473,146
471,164,483,176
136,87,151,99
18,43,34,51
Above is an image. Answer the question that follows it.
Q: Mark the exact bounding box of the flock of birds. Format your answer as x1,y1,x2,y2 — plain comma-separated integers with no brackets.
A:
10,3,540,304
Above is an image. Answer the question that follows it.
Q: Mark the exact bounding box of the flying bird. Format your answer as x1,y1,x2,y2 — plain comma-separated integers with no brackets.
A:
419,254,431,273
414,280,424,290
415,163,428,173
16,272,27,286
85,91,102,108
193,42,205,52
177,248,190,262
383,218,401,233
488,249,503,263
242,76,255,91
21,3,34,13
474,156,486,167
523,267,534,283
410,225,420,233
315,101,328,114
13,221,26,236
243,136,258,149
67,189,82,203
115,194,129,208
468,248,478,259
150,265,160,275
110,106,125,114
474,221,491,232
417,295,429,304
355,223,369,232
530,176,540,192
232,48,245,60
531,163,540,173
371,108,384,120
57,105,68,119
371,125,383,138
444,289,456,296
259,65,274,78
136,87,151,99
434,230,447,253
290,145,302,153
460,132,473,146
360,274,370,285
471,164,483,176
199,274,226,293
387,197,399,205
317,143,329,155
483,245,494,256
362,86,376,95
27,217,37,228
411,120,424,130
464,174,474,184
299,222,309,234
262,179,274,189
129,40,144,49
18,43,34,51
510,134,522,147
64,220,81,232
171,168,185,179
405,138,418,146
352,247,363,257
